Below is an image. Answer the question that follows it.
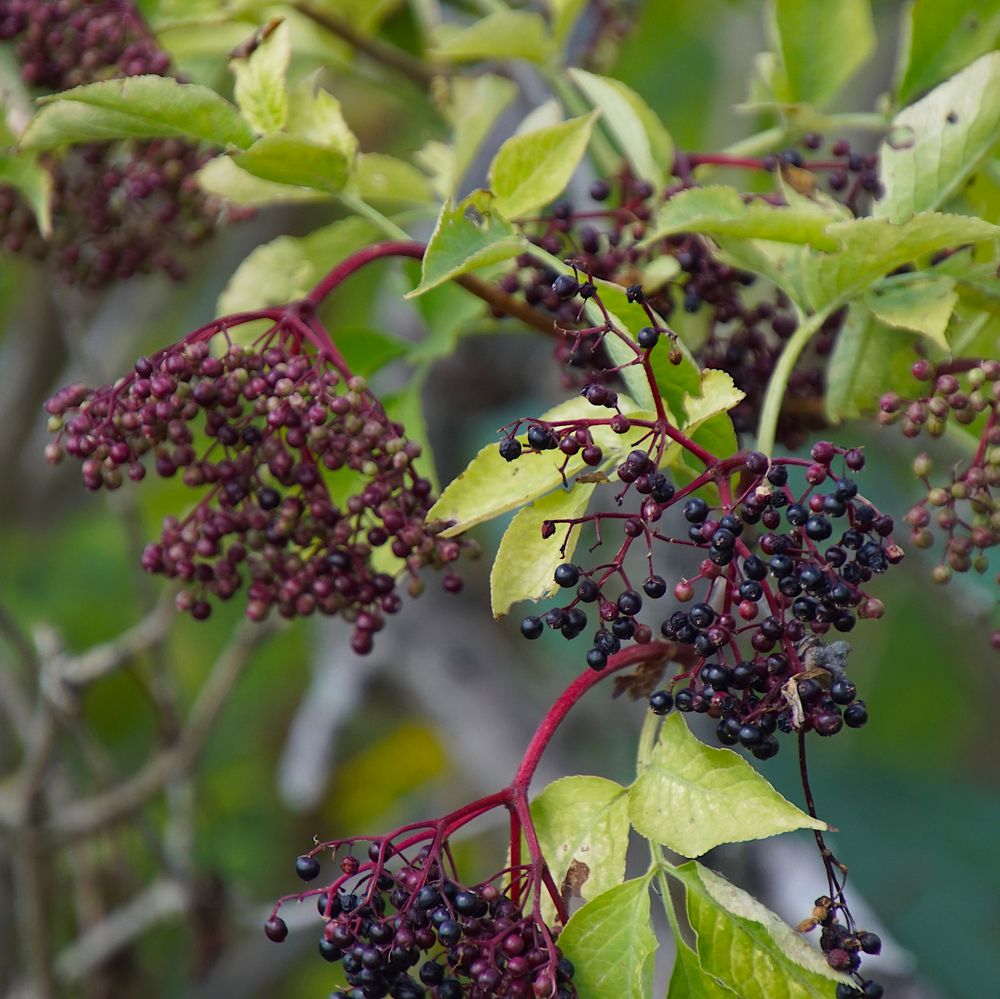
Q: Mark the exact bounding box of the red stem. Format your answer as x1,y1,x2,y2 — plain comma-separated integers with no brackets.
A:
306,240,426,305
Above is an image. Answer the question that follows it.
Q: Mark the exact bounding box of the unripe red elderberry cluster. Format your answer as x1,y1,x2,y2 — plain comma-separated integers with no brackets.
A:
45,306,466,652
506,282,901,756
881,358,999,649
0,0,248,286
272,835,575,999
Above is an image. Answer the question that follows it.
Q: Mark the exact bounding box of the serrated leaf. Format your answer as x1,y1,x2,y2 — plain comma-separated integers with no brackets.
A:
568,68,673,188
671,862,852,998
530,776,630,923
287,81,358,160
21,76,254,150
645,186,839,250
714,236,810,308
894,0,1000,106
629,714,825,857
198,155,331,205
557,877,656,999
430,10,555,65
767,0,875,108
217,216,377,314
668,940,738,999
233,133,350,193
231,19,290,134
879,52,1000,222
865,273,957,348
427,395,647,536
801,212,1000,311
449,74,519,196
490,483,596,618
489,112,599,219
353,153,434,206
0,152,51,236
661,369,745,472
408,189,525,296
825,303,920,422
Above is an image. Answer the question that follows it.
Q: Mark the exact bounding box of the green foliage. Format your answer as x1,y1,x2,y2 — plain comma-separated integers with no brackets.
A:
667,941,738,998
230,19,291,134
430,10,555,65
629,714,825,857
865,273,958,349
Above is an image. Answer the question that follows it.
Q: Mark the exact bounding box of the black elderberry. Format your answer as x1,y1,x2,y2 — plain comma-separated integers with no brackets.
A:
586,648,608,670
527,425,557,450
650,690,674,715
319,937,343,962
649,475,675,503
743,555,768,580
844,701,869,727
792,597,818,621
753,738,780,760
520,616,543,640
841,529,864,550
766,464,789,486
674,688,695,711
612,617,635,639
554,563,580,588
643,575,667,598
717,717,742,745
786,504,807,527
689,603,715,628
730,661,755,689
264,916,288,942
862,982,884,999
637,326,659,349
702,663,730,688
552,274,581,300
739,580,763,601
618,590,643,616
296,855,321,881
419,961,444,986
769,554,794,577
499,437,522,462
859,932,882,955
805,516,833,541
738,724,763,748
778,575,802,597
577,578,600,602
719,513,744,536
580,280,597,298
836,986,863,999
683,497,709,523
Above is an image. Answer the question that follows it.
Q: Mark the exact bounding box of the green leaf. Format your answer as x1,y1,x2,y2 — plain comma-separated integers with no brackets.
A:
668,940,738,999
198,155,332,205
714,236,810,308
489,112,599,219
628,714,825,858
352,153,434,206
530,776,630,919
894,0,1000,105
233,133,350,193
865,273,957,349
878,52,1000,222
548,0,589,45
430,10,556,65
767,0,875,108
427,395,647,536
408,189,525,297
0,152,52,236
568,68,673,188
825,304,920,422
287,80,358,160
217,216,377,314
449,74,519,197
403,263,488,363
490,483,596,618
645,186,839,250
332,327,408,379
801,212,1000,312
661,370,745,471
557,877,656,999
671,862,852,998
21,76,255,150
230,18,290,134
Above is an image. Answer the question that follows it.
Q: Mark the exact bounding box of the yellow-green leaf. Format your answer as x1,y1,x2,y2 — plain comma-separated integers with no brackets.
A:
490,483,596,618
448,74,519,197
198,155,332,206
629,714,825,857
352,153,434,206
430,10,555,65
865,273,958,349
233,133,350,193
230,19,290,134
668,940,738,999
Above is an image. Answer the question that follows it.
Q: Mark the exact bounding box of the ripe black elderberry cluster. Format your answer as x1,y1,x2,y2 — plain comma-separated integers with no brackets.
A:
44,320,464,651
800,895,884,995
270,841,576,999
0,0,247,286
881,358,1000,650
515,434,900,754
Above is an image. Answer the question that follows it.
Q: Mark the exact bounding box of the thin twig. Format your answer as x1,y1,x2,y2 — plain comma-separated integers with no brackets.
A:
455,274,558,337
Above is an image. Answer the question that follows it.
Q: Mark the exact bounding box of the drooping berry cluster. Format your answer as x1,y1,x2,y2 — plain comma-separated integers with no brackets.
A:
506,283,900,755
798,895,884,997
881,358,1000,650
270,836,575,999
44,306,464,651
0,0,246,286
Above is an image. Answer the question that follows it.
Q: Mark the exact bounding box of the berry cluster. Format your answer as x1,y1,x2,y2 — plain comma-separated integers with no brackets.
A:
44,306,464,651
507,283,900,754
881,358,1000,650
799,895,884,996
0,0,246,286
270,838,575,999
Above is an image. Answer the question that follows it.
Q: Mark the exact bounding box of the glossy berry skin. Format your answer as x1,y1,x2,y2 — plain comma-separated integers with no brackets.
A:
296,855,321,881
858,932,882,955
264,916,288,942
554,563,580,588
520,616,543,640
552,274,580,300
844,701,869,728
649,690,674,715
637,327,659,349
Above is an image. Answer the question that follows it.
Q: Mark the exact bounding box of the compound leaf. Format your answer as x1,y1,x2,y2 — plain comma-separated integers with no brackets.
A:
629,714,825,857
557,877,656,999
668,940,738,999
22,76,254,150
489,112,599,219
879,52,1000,222
670,862,853,998
490,483,596,618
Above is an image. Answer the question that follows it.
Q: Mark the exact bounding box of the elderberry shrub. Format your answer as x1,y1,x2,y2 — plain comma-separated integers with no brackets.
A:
508,391,900,753
273,838,576,999
44,311,467,652
881,358,1000,651
0,0,247,286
